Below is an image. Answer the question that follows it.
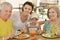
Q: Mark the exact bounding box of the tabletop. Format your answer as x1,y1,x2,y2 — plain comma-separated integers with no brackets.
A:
8,34,60,40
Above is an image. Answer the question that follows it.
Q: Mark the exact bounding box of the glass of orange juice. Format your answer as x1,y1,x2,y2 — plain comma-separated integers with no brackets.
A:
28,27,37,37
29,30,36,37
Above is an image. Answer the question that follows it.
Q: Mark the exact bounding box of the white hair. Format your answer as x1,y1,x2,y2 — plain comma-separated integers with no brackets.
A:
0,2,13,10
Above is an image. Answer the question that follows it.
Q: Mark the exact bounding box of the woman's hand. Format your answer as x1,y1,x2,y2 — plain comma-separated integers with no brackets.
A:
20,27,28,34
21,29,28,34
56,31,60,36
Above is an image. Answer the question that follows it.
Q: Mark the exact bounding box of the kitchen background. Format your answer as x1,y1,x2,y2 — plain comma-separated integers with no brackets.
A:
0,0,60,21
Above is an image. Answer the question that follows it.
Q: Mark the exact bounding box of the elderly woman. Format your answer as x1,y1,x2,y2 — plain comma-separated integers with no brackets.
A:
42,7,60,37
11,1,34,33
0,2,14,40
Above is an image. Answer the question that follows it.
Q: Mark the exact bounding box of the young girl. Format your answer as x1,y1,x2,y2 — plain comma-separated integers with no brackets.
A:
26,13,42,34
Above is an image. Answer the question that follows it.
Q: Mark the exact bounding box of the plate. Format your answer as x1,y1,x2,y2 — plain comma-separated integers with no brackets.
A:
14,34,30,39
41,33,58,39
15,32,21,36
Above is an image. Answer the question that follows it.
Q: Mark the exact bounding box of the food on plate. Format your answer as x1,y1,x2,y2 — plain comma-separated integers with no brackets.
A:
42,33,58,38
15,34,29,39
42,33,51,37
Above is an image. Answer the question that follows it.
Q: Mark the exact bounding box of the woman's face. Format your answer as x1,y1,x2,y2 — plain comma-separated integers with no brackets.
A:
23,4,32,14
21,11,29,22
48,8,58,20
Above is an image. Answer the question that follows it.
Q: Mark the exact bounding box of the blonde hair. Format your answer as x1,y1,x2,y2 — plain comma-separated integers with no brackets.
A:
47,7,60,19
0,2,12,10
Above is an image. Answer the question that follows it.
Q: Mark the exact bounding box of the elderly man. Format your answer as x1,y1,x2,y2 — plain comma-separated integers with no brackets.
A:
0,2,14,40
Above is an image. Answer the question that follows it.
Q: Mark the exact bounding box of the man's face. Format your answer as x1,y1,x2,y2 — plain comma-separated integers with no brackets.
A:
0,5,12,21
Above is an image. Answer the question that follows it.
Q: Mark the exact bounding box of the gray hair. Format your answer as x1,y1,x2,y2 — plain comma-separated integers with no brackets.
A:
47,7,60,18
0,2,13,10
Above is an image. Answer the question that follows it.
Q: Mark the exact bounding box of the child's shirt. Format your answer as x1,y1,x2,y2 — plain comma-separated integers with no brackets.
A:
26,22,39,33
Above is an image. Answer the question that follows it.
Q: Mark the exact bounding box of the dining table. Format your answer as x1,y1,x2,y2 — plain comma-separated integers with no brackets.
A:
8,34,60,40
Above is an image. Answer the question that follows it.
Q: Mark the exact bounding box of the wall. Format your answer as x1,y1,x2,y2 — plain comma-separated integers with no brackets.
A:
5,0,37,7
0,0,6,3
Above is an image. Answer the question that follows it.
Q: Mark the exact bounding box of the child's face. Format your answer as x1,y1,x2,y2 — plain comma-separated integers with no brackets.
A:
31,18,38,24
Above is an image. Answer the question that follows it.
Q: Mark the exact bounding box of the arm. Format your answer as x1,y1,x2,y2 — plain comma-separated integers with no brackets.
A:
43,26,46,33
37,23,43,34
38,21,45,25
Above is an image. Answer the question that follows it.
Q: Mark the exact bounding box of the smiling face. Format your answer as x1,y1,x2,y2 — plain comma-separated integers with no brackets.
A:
23,4,32,14
48,8,58,21
20,11,29,22
30,18,38,25
0,5,12,21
